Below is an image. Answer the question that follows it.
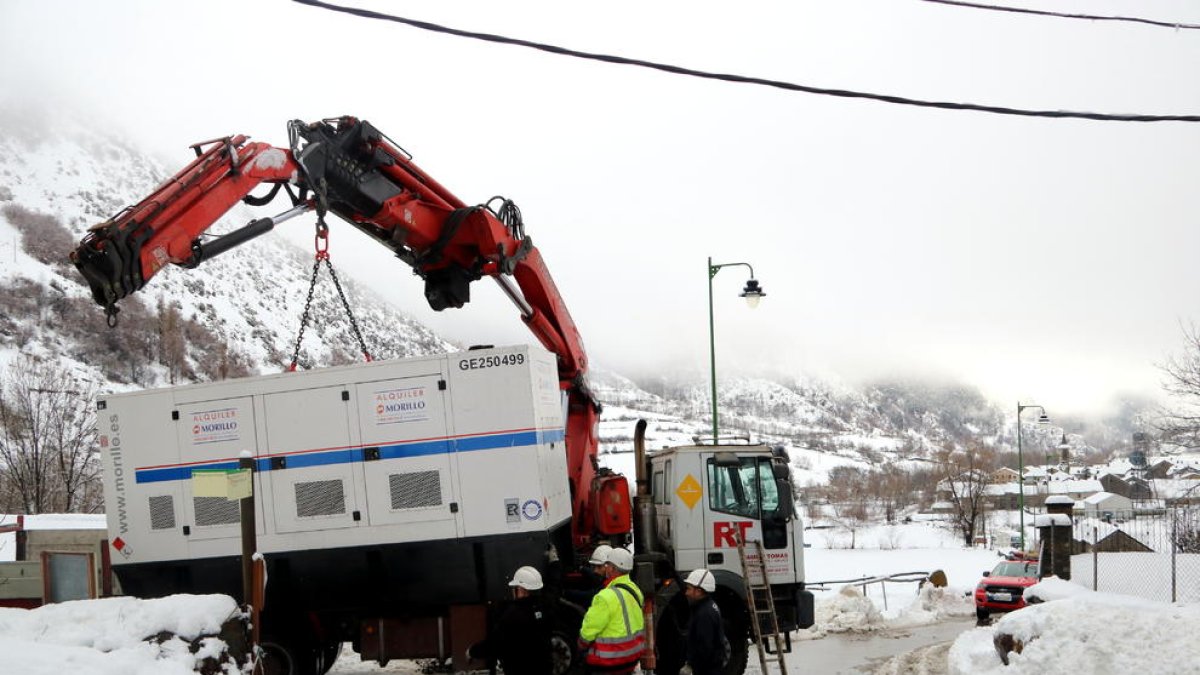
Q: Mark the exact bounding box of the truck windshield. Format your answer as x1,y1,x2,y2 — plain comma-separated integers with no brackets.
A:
707,457,791,521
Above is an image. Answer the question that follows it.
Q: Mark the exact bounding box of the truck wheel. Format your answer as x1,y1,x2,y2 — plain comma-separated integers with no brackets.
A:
552,598,585,675
653,595,688,675
721,616,749,675
259,637,323,675
712,595,748,675
259,641,294,675
976,608,990,624
318,642,342,674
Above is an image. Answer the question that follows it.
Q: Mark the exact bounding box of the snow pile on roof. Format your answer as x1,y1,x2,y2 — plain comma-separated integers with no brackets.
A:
0,514,109,562
1032,513,1070,527
0,513,107,530
0,594,246,675
947,583,1200,674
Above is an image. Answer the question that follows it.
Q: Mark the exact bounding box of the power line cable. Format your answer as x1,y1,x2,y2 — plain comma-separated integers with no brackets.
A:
291,0,1200,123
921,0,1200,30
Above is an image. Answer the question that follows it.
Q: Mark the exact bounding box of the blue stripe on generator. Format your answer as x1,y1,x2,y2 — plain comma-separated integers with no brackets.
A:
134,428,565,484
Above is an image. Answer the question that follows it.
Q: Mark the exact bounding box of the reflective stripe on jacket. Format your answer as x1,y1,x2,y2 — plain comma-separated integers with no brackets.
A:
578,574,646,669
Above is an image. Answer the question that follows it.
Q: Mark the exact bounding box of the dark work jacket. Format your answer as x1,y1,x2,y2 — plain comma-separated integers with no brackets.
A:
476,595,554,675
686,596,725,675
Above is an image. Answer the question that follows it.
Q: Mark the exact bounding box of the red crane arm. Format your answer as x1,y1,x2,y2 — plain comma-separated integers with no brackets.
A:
70,116,629,550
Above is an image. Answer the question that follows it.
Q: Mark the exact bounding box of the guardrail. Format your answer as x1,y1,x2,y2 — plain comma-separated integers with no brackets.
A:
805,571,931,611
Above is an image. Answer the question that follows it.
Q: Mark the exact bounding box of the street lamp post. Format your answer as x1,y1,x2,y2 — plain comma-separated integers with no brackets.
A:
1016,402,1050,551
707,257,765,442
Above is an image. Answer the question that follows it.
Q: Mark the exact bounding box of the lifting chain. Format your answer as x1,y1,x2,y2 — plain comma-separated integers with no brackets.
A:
287,217,373,371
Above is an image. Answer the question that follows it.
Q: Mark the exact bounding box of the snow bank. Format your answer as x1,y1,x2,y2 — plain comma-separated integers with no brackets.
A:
0,594,247,675
948,586,1200,674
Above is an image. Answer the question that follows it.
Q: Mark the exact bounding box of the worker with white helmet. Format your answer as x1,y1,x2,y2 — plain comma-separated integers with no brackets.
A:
469,565,554,675
577,546,645,674
680,568,730,675
588,543,614,569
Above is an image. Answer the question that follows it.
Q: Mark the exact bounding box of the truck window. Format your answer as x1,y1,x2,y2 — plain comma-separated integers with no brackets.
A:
664,460,672,504
653,470,665,505
707,457,761,519
758,459,780,514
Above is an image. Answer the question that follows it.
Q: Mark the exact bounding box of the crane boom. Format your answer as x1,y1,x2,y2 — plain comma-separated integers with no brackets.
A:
70,116,628,549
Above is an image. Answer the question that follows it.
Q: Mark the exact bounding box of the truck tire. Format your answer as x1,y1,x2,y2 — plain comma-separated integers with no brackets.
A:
552,598,586,675
260,627,325,675
652,591,688,675
259,640,294,675
714,595,749,675
318,642,342,674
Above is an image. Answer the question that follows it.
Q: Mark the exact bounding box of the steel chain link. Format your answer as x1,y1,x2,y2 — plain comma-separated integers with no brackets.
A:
288,254,324,371
288,217,373,371
324,256,372,362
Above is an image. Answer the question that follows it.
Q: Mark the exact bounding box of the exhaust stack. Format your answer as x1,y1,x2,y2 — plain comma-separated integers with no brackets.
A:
632,419,657,554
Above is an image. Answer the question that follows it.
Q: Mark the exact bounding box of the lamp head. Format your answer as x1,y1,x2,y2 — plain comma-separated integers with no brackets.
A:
1036,413,1050,425
740,279,765,308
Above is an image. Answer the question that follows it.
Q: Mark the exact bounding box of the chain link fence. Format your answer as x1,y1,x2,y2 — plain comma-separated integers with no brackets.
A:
1070,503,1200,603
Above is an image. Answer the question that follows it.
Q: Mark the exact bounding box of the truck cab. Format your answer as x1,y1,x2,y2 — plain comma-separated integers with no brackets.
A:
632,428,814,674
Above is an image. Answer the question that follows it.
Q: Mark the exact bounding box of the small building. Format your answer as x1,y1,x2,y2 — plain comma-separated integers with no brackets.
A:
1080,492,1133,518
1144,460,1173,480
1071,517,1155,553
927,500,956,514
1100,474,1154,501
0,514,116,608
990,467,1020,484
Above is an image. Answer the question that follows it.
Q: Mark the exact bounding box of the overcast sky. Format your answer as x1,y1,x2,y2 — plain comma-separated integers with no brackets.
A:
3,0,1199,415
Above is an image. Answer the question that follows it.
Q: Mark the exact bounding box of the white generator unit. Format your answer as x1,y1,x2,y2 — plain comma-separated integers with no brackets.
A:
98,344,572,629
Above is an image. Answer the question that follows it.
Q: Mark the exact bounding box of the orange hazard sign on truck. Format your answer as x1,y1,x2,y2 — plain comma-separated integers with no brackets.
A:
675,474,702,509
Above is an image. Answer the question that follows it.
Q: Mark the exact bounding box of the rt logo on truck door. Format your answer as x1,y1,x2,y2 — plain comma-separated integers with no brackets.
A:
713,521,753,548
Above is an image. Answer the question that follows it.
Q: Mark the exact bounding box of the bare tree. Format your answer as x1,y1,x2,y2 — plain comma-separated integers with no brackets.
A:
0,358,102,513
1157,323,1200,446
824,466,874,548
933,443,997,547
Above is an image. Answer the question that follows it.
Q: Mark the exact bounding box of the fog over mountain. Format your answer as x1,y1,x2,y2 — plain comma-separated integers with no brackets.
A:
0,104,1155,478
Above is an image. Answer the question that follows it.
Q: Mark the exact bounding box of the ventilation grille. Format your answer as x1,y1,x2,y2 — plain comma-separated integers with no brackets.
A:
295,480,346,518
389,470,442,510
194,497,240,526
149,495,176,530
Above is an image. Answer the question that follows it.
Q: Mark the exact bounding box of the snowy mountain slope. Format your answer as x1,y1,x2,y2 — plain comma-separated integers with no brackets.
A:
0,104,455,389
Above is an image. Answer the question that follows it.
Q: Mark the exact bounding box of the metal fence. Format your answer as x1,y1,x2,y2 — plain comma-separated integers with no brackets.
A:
805,571,930,611
1069,503,1200,604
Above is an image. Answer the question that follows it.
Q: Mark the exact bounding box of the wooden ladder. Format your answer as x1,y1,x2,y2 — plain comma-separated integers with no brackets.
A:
735,532,788,674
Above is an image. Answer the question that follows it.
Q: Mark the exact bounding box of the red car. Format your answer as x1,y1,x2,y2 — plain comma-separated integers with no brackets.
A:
974,558,1040,621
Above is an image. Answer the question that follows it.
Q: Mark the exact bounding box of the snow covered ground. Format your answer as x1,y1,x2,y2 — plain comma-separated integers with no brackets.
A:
4,543,1195,675
4,498,1193,674
0,594,246,674
948,578,1200,674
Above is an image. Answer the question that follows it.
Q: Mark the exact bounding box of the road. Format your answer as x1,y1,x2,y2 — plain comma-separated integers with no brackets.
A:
330,618,977,674
742,618,974,675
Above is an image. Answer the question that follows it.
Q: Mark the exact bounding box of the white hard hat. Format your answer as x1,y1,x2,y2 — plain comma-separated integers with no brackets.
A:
508,566,544,590
588,544,614,566
607,547,634,572
684,568,716,593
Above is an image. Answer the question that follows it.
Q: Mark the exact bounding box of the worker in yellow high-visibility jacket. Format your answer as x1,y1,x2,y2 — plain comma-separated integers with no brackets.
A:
577,546,645,674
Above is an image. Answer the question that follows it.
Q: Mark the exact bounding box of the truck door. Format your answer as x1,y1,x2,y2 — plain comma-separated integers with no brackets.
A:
177,396,258,542
354,374,460,537
703,455,797,585
263,385,361,534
